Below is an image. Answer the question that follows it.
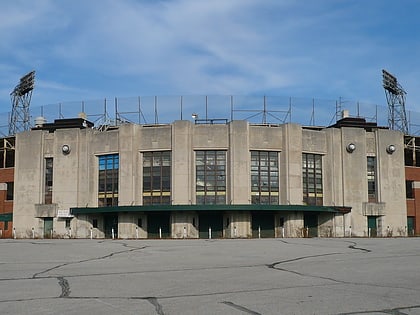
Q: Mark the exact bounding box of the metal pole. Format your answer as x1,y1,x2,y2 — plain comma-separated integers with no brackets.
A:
159,227,162,239
230,95,234,122
206,95,208,120
180,96,183,120
209,227,212,239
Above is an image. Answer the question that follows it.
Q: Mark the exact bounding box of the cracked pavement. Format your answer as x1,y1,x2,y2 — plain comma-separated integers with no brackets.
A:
1,238,420,314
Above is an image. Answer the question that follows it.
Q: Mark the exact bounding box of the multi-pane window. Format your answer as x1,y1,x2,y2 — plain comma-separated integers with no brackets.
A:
196,150,226,204
0,138,15,168
251,151,279,204
45,157,53,204
367,156,377,202
406,180,414,199
143,151,171,205
98,154,119,207
302,153,323,206
6,182,13,201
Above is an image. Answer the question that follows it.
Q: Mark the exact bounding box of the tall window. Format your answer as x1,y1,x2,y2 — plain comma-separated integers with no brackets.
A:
6,182,13,201
143,151,171,205
367,156,377,202
406,180,414,199
45,157,53,204
302,153,323,205
0,138,15,168
98,154,119,207
251,151,279,204
196,150,226,204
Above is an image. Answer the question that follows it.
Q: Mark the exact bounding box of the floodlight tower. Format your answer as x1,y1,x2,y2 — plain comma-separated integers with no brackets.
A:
382,69,408,134
9,70,36,135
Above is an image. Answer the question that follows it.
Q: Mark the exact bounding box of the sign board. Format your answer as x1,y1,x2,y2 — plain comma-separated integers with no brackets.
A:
57,209,74,218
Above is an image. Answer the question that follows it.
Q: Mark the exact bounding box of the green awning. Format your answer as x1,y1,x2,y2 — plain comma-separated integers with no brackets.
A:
71,204,351,215
0,213,13,222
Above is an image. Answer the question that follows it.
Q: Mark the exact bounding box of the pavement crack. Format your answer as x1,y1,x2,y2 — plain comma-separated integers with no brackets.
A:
32,244,148,278
267,252,341,268
336,304,420,315
57,277,70,298
346,241,371,252
145,297,165,315
221,301,262,315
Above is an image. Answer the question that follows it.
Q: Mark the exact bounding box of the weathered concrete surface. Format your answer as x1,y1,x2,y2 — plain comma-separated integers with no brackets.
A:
1,238,420,315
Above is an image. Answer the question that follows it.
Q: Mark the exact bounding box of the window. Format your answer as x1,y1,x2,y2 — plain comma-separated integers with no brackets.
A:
98,154,119,207
251,151,279,204
142,151,171,205
65,218,71,229
6,182,13,200
367,156,376,202
406,180,414,199
0,138,15,168
45,158,53,204
302,153,323,206
196,150,226,204
137,218,143,228
92,219,98,228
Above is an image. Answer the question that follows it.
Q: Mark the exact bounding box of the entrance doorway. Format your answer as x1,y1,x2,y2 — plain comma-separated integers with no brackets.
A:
367,216,377,237
407,217,415,236
199,213,223,238
43,217,53,238
252,213,275,238
304,214,318,237
104,214,118,238
147,212,170,238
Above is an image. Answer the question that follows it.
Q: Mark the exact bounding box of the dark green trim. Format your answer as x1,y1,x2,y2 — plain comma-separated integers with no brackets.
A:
71,204,349,215
0,213,13,222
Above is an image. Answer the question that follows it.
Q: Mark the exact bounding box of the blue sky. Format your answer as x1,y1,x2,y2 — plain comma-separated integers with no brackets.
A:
1,0,420,124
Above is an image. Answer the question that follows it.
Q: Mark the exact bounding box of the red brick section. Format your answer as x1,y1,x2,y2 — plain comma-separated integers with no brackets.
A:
405,167,420,235
0,168,14,238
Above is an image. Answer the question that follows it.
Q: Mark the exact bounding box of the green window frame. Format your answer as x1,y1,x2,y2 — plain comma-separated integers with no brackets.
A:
302,153,323,206
142,151,171,205
251,151,279,204
45,157,53,204
367,156,377,202
196,150,226,205
98,154,119,207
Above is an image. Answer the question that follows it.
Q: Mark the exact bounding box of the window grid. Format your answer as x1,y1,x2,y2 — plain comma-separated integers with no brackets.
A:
196,150,226,204
6,182,13,201
143,151,171,205
367,156,377,202
302,153,323,206
251,151,279,204
45,158,53,204
98,154,119,207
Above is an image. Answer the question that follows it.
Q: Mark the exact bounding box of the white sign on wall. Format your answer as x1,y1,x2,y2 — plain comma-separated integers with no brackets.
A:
57,209,74,218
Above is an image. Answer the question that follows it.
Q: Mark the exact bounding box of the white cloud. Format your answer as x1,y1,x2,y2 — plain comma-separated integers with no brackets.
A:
1,0,420,119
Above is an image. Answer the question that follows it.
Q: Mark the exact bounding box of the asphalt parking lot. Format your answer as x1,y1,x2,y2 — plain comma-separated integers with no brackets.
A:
1,238,420,315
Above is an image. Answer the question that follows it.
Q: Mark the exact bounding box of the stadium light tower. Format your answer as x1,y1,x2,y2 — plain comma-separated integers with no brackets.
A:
382,69,408,134
9,70,36,135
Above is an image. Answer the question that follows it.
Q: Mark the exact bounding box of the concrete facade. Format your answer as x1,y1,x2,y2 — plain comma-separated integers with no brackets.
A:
12,119,407,239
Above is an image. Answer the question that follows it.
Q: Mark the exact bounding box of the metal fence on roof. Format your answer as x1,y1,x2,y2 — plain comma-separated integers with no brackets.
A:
0,95,418,136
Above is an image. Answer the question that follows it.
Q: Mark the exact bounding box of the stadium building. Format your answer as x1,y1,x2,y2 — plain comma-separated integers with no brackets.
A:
10,114,407,239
